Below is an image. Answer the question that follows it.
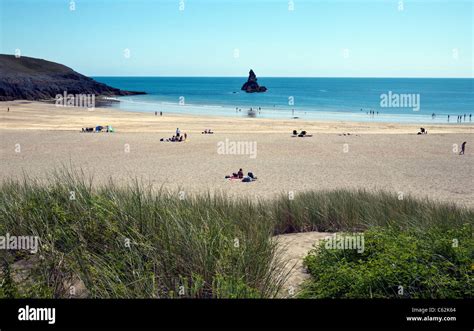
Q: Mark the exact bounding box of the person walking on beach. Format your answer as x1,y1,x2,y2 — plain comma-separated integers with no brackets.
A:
155,111,157,116
160,111,163,116
7,107,9,112
460,141,467,155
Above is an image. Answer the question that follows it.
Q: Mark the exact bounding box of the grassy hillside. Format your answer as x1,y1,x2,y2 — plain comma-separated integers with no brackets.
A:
0,54,145,101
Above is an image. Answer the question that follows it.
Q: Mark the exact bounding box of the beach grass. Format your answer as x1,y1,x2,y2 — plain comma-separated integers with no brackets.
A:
0,170,472,298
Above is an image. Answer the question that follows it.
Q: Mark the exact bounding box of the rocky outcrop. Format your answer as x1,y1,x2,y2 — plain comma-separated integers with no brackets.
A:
0,54,145,101
241,69,267,93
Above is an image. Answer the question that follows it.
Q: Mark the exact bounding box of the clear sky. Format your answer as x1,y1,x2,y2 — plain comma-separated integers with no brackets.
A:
0,0,472,77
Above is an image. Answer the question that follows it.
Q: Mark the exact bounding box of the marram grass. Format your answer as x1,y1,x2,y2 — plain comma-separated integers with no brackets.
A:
0,171,472,298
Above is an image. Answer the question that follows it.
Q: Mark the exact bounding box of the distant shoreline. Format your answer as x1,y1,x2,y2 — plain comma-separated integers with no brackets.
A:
0,100,472,134
101,97,474,125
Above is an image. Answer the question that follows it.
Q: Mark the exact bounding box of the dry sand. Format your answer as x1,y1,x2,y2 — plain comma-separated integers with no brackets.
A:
1,101,472,208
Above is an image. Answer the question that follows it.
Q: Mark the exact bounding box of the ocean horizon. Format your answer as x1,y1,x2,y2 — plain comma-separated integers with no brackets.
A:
94,77,474,124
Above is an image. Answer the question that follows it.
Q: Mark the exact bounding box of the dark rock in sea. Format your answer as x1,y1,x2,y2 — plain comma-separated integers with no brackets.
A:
0,54,146,101
241,69,267,93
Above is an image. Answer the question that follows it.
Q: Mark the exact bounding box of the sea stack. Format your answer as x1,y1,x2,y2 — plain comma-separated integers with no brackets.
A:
241,69,267,93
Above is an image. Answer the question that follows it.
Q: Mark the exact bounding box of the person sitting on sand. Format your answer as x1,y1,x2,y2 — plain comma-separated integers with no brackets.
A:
460,141,467,155
298,130,307,137
226,169,244,179
203,129,208,134
418,127,428,135
176,128,181,137
293,130,298,136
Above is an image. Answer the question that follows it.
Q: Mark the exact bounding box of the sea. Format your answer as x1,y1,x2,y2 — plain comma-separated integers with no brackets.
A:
93,77,473,124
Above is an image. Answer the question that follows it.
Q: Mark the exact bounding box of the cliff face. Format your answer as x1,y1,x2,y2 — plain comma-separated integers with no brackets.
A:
241,69,267,93
0,54,145,101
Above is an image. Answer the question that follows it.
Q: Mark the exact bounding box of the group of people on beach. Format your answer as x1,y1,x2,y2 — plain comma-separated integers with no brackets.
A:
292,130,312,137
81,125,114,133
447,114,471,123
160,128,187,142
363,109,379,116
225,168,257,182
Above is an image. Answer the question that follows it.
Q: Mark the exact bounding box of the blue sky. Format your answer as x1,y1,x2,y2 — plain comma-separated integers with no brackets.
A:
0,0,472,77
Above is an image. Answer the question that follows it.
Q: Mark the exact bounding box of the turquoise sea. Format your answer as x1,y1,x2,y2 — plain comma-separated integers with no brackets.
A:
94,77,474,124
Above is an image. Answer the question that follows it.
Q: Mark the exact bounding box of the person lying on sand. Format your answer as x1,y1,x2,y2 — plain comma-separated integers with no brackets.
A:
242,172,258,182
202,129,214,134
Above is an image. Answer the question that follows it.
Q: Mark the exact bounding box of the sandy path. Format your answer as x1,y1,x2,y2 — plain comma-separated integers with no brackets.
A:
274,231,332,297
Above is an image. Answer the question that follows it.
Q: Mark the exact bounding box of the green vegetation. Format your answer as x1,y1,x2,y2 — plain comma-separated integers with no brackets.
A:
0,172,472,298
300,226,473,298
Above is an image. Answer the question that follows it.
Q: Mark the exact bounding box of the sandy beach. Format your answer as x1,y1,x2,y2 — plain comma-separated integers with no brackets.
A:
1,100,473,208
